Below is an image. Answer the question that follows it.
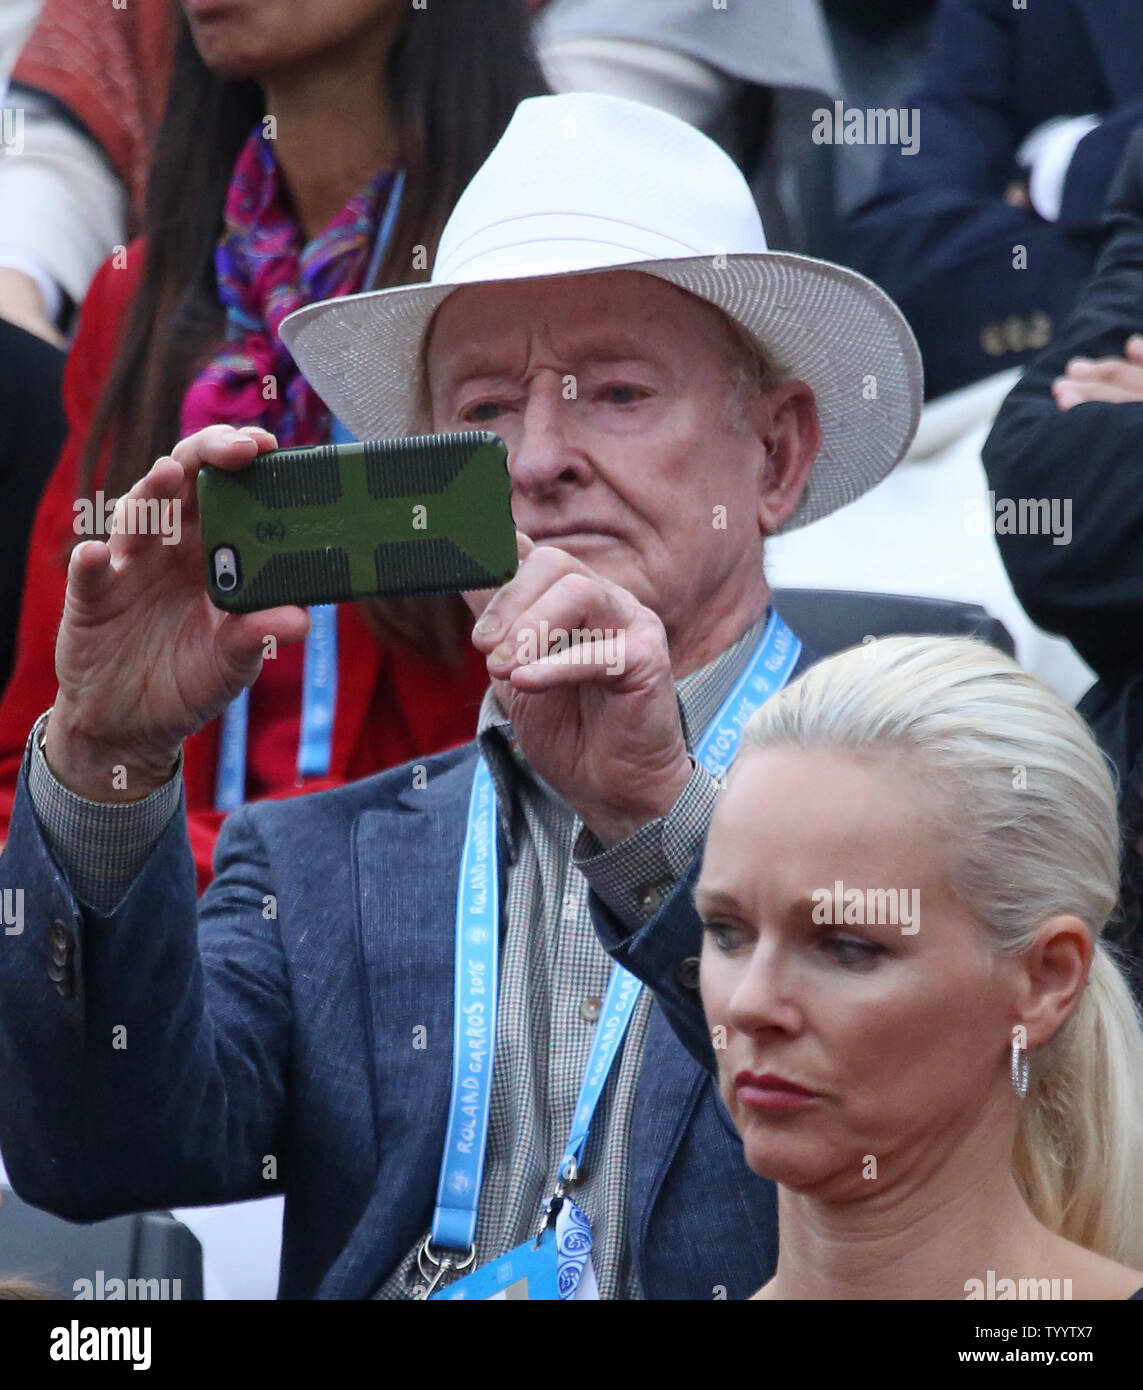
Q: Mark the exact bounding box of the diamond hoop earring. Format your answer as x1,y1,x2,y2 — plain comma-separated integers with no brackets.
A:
1010,1030,1029,1097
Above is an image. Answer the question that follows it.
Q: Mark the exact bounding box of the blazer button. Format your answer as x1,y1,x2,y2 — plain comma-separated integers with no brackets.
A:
676,956,701,990
579,996,602,1022
50,940,69,966
637,883,667,915
48,958,74,998
49,920,68,947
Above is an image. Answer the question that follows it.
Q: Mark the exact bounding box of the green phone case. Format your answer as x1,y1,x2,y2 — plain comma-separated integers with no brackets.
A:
198,431,516,613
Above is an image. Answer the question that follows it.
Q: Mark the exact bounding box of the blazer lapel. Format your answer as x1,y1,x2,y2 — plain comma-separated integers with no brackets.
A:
629,1003,781,1299
627,1001,707,1282
319,748,479,1298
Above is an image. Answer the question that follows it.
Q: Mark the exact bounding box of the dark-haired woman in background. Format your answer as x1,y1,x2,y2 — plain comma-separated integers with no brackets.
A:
0,0,547,887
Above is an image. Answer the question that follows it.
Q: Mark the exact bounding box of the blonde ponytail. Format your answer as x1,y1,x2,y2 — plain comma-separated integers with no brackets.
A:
1015,942,1143,1266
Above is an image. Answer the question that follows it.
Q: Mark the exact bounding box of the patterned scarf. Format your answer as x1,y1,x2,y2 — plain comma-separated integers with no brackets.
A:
181,128,397,445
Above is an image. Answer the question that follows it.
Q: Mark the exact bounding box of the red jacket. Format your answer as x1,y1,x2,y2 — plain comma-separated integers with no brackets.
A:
0,245,489,890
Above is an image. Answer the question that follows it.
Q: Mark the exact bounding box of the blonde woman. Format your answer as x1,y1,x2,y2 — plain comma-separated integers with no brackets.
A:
695,636,1143,1300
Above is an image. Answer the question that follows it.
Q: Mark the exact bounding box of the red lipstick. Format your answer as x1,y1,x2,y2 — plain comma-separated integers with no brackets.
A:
734,1071,819,1112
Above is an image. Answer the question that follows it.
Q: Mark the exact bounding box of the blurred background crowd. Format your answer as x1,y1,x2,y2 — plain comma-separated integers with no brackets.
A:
0,0,1140,1299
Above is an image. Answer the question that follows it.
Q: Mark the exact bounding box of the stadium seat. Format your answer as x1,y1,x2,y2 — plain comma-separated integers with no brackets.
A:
0,1183,203,1300
772,587,1016,659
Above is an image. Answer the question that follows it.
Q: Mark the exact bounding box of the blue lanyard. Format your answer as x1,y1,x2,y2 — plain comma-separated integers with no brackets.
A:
215,687,251,813
432,756,500,1251
430,609,802,1253
558,961,643,1185
213,169,405,813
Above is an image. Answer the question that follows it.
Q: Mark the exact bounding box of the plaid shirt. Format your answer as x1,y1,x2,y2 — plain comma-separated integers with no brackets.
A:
25,613,767,1300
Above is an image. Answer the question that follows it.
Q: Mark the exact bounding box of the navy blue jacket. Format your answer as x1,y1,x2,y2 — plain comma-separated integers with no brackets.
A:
845,0,1143,399
0,744,777,1300
981,128,1143,983
982,127,1143,782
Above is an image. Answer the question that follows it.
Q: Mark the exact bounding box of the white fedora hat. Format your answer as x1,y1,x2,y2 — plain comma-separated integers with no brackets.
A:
281,92,922,530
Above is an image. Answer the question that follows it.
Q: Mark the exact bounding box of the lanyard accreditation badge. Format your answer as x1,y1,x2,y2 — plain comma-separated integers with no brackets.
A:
422,608,802,1300
213,171,405,813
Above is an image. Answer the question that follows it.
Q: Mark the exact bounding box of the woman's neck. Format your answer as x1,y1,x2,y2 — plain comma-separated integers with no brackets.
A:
758,1118,1054,1301
261,25,401,242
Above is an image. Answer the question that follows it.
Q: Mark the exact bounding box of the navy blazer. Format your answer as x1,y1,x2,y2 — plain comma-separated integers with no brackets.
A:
981,127,1143,777
981,128,1143,985
844,0,1143,399
0,744,778,1300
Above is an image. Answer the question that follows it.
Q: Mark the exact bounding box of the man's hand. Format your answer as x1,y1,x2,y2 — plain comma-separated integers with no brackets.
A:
45,425,311,804
470,540,693,848
1053,334,1143,409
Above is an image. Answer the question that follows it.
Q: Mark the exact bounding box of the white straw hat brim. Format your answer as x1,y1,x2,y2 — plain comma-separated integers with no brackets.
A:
281,249,922,532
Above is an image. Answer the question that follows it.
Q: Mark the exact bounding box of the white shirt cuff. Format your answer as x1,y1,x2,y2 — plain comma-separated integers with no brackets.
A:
1017,114,1101,222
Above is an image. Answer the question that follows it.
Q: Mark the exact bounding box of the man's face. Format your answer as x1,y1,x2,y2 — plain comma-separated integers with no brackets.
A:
425,271,785,647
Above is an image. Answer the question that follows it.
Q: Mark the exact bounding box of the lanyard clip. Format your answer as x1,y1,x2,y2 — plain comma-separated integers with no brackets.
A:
416,1235,475,1298
533,1159,579,1247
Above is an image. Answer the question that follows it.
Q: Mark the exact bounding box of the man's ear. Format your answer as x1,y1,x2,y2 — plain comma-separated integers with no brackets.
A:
1013,915,1093,1051
753,380,821,537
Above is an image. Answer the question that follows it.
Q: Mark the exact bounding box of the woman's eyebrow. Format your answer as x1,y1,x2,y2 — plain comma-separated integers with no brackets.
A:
692,884,741,914
693,887,821,924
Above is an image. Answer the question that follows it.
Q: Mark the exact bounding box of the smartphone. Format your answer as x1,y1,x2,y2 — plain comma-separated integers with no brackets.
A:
198,430,516,613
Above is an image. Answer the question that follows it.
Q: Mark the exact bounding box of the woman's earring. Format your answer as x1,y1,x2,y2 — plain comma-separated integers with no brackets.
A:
1010,1026,1029,1098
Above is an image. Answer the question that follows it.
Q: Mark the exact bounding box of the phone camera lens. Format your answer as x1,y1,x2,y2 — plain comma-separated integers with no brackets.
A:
212,545,241,594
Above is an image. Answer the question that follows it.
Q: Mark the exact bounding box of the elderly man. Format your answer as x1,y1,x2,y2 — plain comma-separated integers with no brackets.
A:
0,94,918,1300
